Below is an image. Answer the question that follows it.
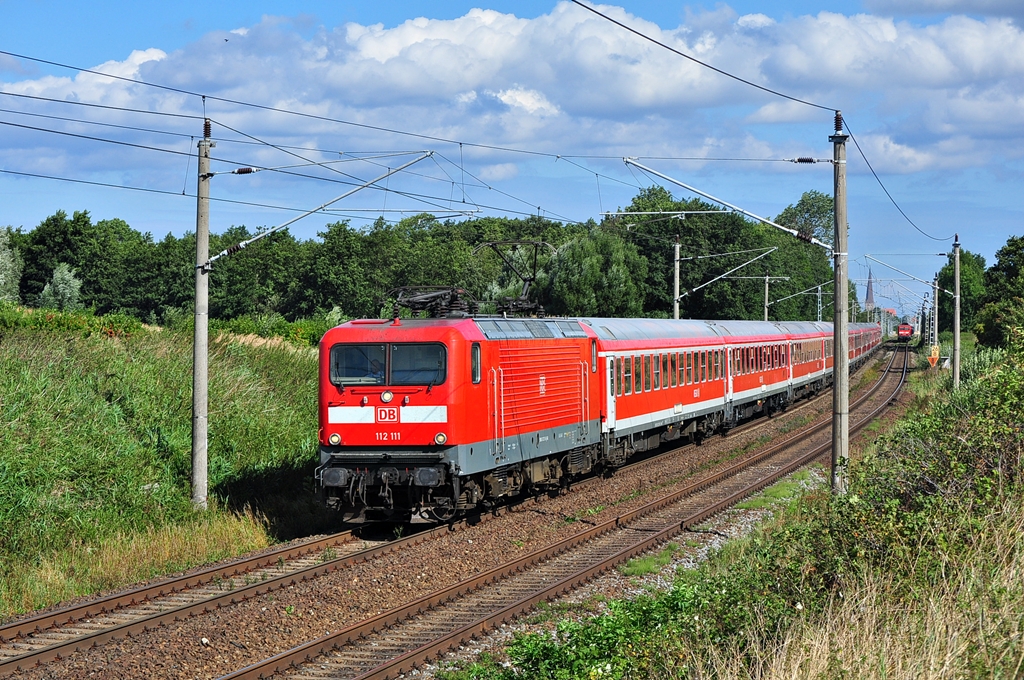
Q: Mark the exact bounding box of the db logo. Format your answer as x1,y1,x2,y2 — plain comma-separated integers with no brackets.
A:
376,407,399,423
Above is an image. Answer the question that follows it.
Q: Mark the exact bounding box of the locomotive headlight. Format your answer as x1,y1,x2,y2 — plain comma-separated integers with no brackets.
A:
381,390,394,403
434,432,448,445
328,433,342,446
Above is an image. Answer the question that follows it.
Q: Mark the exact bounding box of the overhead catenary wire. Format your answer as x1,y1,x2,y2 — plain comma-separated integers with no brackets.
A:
842,119,952,242
1,44,946,242
0,49,835,167
0,118,193,157
568,0,834,113
565,3,950,244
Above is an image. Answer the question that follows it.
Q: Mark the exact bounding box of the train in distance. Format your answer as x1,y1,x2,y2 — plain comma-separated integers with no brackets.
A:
315,310,882,522
897,323,914,341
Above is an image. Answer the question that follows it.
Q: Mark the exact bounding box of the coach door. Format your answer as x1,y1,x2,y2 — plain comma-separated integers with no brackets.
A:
605,356,616,433
727,348,734,399
488,367,506,462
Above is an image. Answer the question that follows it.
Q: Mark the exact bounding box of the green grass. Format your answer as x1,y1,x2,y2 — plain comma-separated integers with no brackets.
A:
619,543,681,576
734,471,816,510
0,308,333,619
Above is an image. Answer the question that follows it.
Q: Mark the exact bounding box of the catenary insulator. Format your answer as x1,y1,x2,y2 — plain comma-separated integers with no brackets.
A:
795,157,816,164
834,111,843,133
204,119,212,139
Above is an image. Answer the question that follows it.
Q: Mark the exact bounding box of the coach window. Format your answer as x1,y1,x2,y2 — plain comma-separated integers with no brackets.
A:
624,356,632,395
653,353,661,390
670,353,677,388
684,352,691,384
662,354,670,388
472,343,481,384
615,357,623,397
592,340,598,372
644,355,652,391
634,356,642,393
773,345,779,369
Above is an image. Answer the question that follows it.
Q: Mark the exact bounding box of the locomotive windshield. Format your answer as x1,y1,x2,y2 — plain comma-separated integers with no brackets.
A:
390,343,446,386
329,343,446,387
330,344,387,385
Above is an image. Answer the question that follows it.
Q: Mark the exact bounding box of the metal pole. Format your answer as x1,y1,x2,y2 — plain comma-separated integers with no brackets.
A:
830,113,849,495
932,275,939,350
674,236,680,320
953,234,961,388
817,285,822,322
764,273,770,321
192,120,213,510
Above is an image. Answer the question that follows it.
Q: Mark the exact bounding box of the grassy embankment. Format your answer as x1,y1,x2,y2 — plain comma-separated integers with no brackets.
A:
0,304,331,620
441,335,1024,679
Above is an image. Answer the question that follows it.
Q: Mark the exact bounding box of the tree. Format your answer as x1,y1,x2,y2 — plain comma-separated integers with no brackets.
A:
937,249,986,332
0,226,23,303
983,235,1024,301
18,211,155,316
974,297,1024,348
974,235,1024,348
775,190,834,246
543,226,647,317
38,263,83,310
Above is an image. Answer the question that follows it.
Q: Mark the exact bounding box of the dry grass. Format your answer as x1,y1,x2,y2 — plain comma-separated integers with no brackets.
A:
0,510,270,619
693,499,1024,679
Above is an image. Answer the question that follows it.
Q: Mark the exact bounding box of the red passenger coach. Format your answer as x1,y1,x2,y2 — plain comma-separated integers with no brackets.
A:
317,317,881,521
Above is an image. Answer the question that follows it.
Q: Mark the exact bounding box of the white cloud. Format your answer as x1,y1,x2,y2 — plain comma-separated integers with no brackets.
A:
479,163,519,181
493,87,559,116
737,13,775,29
1,1,1023,226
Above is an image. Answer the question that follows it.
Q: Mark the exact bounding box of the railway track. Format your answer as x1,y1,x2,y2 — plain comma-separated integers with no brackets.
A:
0,345,902,678
218,345,908,680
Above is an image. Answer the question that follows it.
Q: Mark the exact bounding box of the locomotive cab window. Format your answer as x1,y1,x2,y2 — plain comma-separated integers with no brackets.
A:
330,344,386,385
472,343,481,384
391,343,447,386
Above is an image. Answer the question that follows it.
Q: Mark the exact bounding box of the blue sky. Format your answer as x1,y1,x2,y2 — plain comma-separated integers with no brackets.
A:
2,0,1022,317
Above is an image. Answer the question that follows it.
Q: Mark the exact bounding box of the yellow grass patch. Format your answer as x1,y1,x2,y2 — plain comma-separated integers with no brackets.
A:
1,510,270,619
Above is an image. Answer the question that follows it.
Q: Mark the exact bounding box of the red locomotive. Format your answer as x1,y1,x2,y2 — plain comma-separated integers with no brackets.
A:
317,317,881,520
897,323,914,341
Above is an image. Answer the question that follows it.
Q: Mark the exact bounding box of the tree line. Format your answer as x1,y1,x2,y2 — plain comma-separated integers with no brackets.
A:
0,186,1019,347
